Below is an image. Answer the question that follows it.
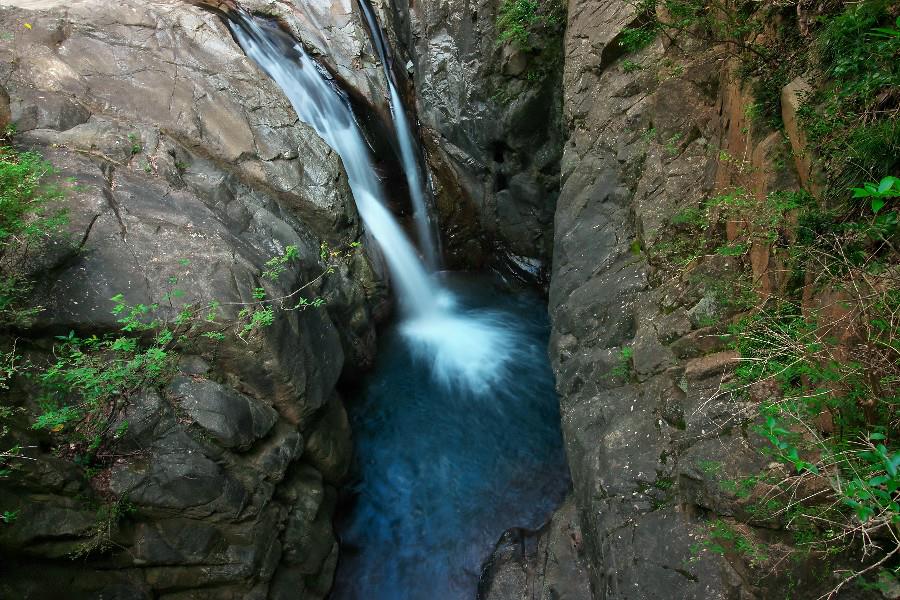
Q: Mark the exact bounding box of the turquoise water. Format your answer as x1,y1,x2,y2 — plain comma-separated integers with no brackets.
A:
332,274,570,599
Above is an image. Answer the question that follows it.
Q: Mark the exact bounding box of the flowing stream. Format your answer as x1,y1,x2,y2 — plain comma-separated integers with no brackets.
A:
230,11,569,599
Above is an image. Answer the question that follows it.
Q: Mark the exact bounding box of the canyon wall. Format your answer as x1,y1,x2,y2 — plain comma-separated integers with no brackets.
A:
475,0,881,598
390,0,565,274
0,0,886,598
0,1,383,597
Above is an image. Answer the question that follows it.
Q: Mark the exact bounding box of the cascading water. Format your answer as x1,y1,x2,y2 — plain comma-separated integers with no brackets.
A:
229,15,436,313
355,0,440,270
229,11,569,600
230,13,514,393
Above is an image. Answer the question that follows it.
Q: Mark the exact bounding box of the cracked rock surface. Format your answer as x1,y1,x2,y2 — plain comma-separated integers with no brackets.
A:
0,1,382,597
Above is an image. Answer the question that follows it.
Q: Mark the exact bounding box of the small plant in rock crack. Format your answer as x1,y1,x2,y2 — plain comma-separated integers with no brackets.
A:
127,132,142,156
610,346,634,380
621,59,643,73
663,133,683,157
690,519,769,566
71,497,136,557
496,0,565,49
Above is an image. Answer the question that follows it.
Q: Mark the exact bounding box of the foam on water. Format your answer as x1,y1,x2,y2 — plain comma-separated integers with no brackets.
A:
400,302,515,393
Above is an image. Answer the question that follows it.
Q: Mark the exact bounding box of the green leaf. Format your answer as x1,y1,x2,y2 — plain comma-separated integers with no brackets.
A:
871,197,886,214
886,453,900,478
878,177,892,193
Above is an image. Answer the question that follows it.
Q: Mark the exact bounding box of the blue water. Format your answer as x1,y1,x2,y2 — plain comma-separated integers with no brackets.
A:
332,273,570,599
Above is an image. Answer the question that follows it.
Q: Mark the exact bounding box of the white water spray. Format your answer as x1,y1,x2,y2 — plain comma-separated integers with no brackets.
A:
230,14,513,393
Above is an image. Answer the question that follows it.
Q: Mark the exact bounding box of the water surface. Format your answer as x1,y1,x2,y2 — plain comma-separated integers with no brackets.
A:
332,273,570,600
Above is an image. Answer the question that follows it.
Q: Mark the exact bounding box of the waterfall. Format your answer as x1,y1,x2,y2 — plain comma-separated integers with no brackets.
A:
229,13,511,392
230,16,437,313
355,0,440,270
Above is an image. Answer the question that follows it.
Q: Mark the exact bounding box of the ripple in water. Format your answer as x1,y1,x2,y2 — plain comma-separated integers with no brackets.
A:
332,274,570,600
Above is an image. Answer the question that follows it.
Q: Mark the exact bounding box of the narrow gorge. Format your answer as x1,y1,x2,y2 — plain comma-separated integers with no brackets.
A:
0,0,896,599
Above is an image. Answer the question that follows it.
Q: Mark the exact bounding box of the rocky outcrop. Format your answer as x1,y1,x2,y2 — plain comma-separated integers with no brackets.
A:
535,1,887,598
0,1,381,597
479,497,592,600
391,0,565,272
544,2,764,595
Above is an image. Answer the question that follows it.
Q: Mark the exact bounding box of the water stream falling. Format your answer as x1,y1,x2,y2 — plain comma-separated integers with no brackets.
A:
230,13,516,392
355,0,440,270
229,11,569,599
230,16,436,313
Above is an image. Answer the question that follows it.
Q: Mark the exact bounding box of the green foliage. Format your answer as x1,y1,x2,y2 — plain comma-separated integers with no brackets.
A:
698,459,722,474
670,206,707,229
0,142,361,540
621,0,768,59
619,26,657,53
0,146,66,250
23,239,357,461
610,346,634,380
691,519,768,566
664,133,682,156
262,244,299,280
498,0,539,47
852,175,899,216
726,262,899,566
621,59,643,73
842,437,900,524
800,0,900,201
715,242,747,256
0,146,68,328
127,132,142,156
33,326,177,440
497,0,565,49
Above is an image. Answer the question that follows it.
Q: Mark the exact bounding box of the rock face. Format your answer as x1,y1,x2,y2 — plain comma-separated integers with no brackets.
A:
390,0,565,271
0,1,381,597
544,2,760,596
479,498,592,600
530,0,882,598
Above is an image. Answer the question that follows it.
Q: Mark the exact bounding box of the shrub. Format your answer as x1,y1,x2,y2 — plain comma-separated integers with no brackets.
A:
801,0,900,201
497,0,565,49
715,174,899,594
0,147,68,328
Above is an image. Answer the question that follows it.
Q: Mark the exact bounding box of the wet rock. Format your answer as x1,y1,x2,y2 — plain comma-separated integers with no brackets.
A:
169,376,278,450
479,496,592,600
109,429,248,517
302,394,353,484
239,0,391,113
